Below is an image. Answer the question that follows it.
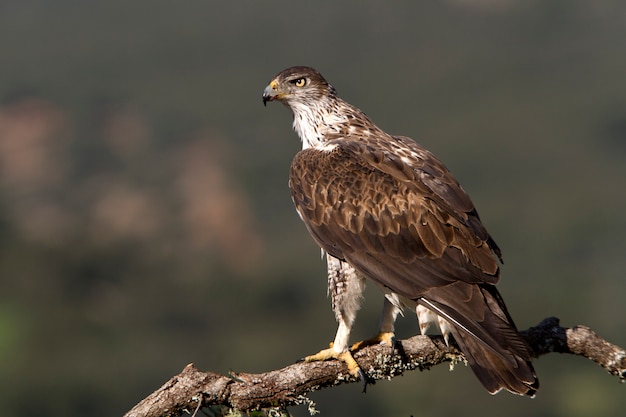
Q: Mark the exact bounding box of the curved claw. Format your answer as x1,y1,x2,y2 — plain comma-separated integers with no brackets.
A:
357,367,369,393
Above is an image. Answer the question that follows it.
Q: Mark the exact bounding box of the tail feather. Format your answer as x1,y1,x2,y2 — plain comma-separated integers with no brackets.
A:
420,284,539,396
450,326,538,396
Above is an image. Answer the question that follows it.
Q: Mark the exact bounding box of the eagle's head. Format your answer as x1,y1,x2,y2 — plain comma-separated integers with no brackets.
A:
262,66,337,108
262,66,381,149
262,66,343,148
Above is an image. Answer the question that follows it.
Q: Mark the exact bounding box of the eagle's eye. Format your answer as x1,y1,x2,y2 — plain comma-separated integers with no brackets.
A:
292,78,307,87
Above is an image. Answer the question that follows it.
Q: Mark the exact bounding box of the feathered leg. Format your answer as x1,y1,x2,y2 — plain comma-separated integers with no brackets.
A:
351,296,400,352
304,255,366,379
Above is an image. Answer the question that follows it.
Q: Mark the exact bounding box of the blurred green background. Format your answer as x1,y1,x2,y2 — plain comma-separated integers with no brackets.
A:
1,1,625,416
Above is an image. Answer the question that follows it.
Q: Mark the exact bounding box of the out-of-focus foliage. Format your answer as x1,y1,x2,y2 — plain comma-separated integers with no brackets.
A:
0,1,624,416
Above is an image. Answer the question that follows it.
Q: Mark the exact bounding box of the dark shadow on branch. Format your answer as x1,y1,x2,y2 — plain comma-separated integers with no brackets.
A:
124,317,625,417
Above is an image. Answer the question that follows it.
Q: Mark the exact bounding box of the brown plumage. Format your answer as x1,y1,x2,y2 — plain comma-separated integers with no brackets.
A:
263,66,538,396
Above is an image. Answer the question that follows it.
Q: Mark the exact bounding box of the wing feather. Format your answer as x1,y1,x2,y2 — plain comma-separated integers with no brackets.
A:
289,137,500,296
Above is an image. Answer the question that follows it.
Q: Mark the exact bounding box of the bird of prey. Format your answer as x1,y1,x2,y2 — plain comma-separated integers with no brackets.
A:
262,66,538,396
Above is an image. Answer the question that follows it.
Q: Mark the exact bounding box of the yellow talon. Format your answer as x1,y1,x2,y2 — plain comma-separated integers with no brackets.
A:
304,346,337,363
337,351,361,378
351,331,396,351
304,345,362,379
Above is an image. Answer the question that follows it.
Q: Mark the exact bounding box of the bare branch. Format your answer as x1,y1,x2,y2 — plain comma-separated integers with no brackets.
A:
124,317,625,417
523,317,626,379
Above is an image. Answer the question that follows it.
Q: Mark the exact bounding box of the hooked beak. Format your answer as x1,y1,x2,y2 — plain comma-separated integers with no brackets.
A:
262,79,279,107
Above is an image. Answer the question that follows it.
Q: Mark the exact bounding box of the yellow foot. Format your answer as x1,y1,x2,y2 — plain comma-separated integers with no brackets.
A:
304,343,363,380
350,331,396,351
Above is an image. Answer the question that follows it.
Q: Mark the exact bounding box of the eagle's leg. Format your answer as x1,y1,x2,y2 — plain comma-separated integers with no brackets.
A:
351,296,400,353
303,256,366,381
303,320,363,380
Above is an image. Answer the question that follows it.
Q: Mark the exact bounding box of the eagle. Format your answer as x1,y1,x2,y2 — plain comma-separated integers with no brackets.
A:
262,66,538,396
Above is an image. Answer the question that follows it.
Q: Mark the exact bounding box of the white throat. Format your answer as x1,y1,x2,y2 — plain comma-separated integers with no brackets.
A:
289,100,346,150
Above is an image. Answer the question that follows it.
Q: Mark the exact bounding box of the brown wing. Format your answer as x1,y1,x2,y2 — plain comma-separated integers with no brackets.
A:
289,137,501,297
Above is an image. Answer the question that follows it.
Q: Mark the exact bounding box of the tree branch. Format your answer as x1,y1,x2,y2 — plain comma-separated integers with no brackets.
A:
124,317,625,417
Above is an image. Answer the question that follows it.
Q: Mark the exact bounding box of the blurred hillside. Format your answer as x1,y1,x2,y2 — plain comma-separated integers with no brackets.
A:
0,1,625,417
